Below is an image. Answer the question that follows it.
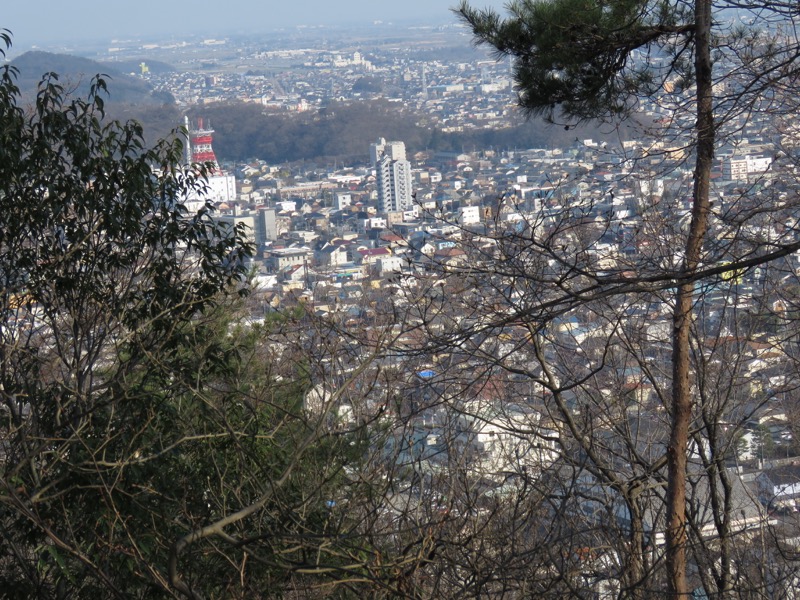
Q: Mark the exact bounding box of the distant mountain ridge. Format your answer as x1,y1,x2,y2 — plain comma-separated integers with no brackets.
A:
9,51,175,105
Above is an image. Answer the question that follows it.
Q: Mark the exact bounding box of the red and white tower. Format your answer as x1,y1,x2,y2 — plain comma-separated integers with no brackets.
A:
182,116,236,209
185,116,219,171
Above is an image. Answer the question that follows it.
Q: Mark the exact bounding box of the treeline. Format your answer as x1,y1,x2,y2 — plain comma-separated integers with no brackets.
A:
192,100,430,164
182,99,608,165
8,50,611,165
115,98,613,165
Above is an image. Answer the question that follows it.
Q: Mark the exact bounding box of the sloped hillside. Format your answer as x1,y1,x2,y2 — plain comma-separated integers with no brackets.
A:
10,51,173,105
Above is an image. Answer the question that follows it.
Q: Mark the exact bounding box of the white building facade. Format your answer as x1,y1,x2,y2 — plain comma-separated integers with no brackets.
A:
371,138,414,214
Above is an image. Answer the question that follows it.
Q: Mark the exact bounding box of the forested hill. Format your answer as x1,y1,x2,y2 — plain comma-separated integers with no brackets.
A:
8,51,614,163
191,100,612,165
9,51,175,105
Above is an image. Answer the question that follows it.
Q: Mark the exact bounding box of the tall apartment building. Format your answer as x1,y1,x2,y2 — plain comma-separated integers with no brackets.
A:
722,154,773,182
255,206,278,246
371,138,413,214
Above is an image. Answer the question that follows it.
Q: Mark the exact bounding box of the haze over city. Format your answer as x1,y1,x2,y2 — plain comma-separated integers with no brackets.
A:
5,0,509,47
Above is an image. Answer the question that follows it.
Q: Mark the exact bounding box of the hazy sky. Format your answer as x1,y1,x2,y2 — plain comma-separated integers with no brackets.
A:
5,0,510,47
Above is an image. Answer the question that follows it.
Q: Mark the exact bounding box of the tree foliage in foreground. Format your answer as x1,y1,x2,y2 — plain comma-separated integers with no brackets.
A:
0,32,275,597
450,0,800,597
0,30,272,595
0,33,444,598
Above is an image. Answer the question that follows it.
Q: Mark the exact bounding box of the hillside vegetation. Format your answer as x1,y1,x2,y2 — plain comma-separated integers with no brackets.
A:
10,51,174,105
190,99,607,164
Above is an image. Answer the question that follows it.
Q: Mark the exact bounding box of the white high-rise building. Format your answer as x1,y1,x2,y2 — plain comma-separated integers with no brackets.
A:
371,138,413,214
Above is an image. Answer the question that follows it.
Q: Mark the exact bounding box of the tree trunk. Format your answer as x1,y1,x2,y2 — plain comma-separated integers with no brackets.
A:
626,492,646,600
665,0,714,596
